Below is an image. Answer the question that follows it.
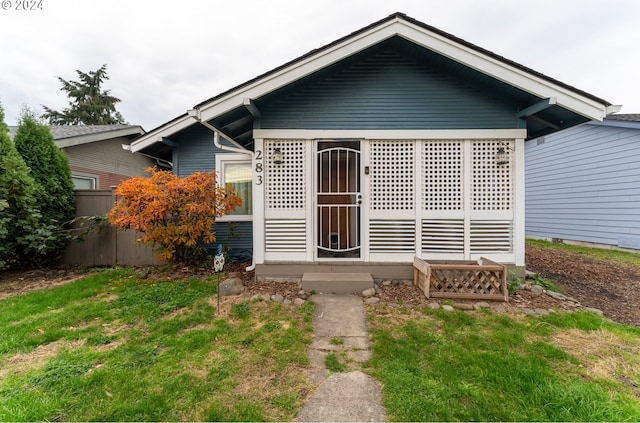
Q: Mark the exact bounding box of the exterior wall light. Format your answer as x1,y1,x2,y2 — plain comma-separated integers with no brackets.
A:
272,148,284,165
495,146,509,166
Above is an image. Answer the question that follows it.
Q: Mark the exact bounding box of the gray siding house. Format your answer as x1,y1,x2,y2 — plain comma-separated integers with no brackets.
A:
52,125,155,190
9,124,155,189
131,12,615,280
526,114,640,250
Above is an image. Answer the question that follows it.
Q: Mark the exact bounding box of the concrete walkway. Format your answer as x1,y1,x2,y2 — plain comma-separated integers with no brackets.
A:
297,294,387,422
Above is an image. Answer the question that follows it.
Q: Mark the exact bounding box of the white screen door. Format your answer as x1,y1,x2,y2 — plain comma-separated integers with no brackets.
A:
316,141,361,259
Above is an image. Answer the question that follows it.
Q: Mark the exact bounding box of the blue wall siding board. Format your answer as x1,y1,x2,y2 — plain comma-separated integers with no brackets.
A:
166,124,254,256
206,221,253,261
525,122,640,248
260,43,521,130
172,125,217,177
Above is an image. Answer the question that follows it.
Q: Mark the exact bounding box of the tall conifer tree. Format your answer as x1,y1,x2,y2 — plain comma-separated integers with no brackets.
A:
0,103,40,268
14,109,75,264
42,64,126,125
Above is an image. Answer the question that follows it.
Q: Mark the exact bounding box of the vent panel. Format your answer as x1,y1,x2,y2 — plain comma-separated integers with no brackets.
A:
369,219,415,252
421,219,464,253
265,219,306,252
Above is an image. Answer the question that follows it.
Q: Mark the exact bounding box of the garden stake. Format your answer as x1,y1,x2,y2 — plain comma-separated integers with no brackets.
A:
214,245,225,314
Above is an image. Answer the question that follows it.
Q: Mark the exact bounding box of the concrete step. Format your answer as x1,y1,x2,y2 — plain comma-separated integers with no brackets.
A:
301,272,373,294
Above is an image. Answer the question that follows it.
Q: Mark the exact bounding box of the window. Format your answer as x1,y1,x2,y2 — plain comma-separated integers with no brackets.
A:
216,154,252,220
72,175,97,190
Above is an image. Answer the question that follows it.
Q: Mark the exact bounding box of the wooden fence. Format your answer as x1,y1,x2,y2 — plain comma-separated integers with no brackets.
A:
62,190,158,266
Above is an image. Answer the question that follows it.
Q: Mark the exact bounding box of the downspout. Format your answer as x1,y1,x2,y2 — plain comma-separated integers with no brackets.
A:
188,110,257,272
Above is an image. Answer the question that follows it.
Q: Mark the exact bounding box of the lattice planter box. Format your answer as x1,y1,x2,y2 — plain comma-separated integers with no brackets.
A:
414,256,508,302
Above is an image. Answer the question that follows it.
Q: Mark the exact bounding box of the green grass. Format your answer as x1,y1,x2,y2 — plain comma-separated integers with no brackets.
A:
4,261,640,422
367,305,640,422
324,351,347,373
527,238,640,267
0,268,314,421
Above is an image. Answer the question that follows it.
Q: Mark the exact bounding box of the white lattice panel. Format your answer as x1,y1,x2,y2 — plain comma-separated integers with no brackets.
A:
369,141,415,211
421,219,464,253
369,220,415,252
422,141,463,210
265,140,306,209
265,219,306,252
471,141,513,210
470,220,512,253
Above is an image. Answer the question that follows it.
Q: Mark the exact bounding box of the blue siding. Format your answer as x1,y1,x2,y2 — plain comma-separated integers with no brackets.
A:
525,123,640,249
169,124,254,257
260,42,521,130
204,221,253,262
173,125,216,177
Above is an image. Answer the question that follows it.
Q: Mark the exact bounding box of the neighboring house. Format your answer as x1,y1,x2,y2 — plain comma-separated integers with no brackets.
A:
130,12,616,280
9,124,157,189
526,114,640,251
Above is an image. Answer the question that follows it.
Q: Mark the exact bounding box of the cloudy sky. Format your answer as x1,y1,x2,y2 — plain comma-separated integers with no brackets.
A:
1,0,639,131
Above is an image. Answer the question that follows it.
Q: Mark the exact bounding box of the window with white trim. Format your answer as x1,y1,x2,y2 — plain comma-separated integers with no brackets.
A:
216,154,253,221
72,175,97,190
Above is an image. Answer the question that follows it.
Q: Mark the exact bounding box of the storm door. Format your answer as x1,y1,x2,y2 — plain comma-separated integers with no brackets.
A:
316,141,362,259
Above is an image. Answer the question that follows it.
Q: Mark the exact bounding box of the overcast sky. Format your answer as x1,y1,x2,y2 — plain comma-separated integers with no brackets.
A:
1,0,639,131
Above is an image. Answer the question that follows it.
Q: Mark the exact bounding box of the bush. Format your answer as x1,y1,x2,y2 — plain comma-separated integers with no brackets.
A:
13,109,75,266
0,104,42,269
108,167,242,264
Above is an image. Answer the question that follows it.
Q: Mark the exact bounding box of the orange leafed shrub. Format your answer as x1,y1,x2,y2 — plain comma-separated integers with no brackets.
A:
108,167,242,263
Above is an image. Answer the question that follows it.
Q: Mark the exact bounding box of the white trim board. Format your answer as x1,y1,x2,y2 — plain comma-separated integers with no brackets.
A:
254,129,527,140
193,17,609,124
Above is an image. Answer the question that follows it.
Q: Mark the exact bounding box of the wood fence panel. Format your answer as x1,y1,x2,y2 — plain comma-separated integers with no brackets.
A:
62,190,158,266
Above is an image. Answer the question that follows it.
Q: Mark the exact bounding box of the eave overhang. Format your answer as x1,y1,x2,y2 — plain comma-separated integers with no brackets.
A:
130,12,614,156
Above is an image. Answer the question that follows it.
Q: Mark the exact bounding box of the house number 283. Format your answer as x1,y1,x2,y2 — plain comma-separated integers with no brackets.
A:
254,150,263,185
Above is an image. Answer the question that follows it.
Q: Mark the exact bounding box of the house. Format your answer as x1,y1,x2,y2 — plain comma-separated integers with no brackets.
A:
10,124,156,189
526,114,640,251
130,12,616,281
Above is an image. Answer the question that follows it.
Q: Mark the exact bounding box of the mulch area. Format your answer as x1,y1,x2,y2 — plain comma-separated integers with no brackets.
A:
2,244,639,327
525,243,640,327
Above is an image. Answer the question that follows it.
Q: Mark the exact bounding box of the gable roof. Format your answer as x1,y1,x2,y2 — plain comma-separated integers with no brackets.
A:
131,12,616,157
8,124,145,148
591,113,640,130
605,114,640,123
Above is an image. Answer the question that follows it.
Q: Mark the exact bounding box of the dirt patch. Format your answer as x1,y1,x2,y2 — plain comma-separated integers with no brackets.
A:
0,339,85,379
552,328,640,385
0,268,93,301
3,247,639,327
526,243,640,327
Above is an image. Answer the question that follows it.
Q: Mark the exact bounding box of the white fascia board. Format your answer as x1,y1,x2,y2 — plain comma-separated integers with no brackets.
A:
395,21,609,121
254,129,527,140
195,20,403,122
55,127,145,148
196,17,608,123
129,116,193,153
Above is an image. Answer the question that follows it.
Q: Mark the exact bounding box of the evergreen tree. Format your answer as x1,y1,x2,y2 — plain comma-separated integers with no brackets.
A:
42,64,126,125
0,103,41,269
13,109,75,265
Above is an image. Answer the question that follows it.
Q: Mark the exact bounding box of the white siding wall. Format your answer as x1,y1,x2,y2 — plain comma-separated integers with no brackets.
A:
525,123,640,249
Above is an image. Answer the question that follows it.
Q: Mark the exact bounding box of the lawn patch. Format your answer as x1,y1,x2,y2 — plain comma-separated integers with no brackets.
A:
367,305,640,422
0,269,314,422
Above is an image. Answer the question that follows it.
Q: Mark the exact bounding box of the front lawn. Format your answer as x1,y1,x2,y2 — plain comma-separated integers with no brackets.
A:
0,268,314,421
2,266,640,422
366,304,640,421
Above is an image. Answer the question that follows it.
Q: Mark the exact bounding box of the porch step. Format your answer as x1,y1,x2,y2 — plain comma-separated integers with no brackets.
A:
301,272,374,294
